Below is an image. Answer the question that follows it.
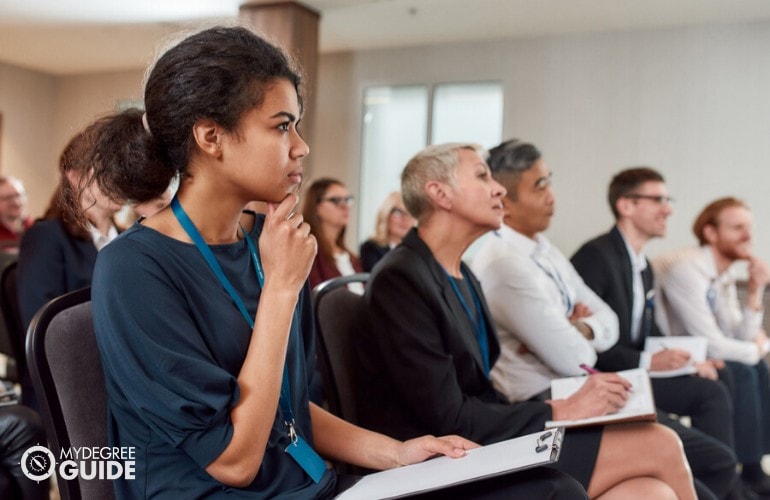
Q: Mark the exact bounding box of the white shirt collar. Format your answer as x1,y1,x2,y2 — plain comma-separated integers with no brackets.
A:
702,245,734,286
617,226,648,272
89,223,118,250
495,224,545,257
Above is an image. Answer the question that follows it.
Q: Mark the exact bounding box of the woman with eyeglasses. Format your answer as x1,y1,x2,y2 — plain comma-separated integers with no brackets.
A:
359,192,415,272
302,178,363,290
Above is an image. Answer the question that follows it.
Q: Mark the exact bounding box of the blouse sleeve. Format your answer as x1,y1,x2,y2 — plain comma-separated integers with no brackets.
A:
92,239,238,468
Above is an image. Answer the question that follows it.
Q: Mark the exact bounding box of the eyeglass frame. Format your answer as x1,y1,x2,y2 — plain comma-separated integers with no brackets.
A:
319,195,355,207
622,194,675,206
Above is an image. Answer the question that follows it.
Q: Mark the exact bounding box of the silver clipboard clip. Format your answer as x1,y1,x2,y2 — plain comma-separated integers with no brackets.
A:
535,427,564,463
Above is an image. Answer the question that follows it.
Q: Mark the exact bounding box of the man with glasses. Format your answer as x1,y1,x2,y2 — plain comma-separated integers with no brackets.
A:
652,197,770,497
472,146,740,500
571,170,754,498
0,177,33,254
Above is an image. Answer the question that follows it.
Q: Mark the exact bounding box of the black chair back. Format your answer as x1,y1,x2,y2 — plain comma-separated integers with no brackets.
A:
312,273,369,426
0,261,23,380
26,287,114,500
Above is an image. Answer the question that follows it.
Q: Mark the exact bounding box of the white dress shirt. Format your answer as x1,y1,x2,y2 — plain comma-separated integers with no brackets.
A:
471,225,619,401
653,245,764,364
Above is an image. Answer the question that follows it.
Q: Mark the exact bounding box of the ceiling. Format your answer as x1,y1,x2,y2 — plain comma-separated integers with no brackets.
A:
2,0,770,75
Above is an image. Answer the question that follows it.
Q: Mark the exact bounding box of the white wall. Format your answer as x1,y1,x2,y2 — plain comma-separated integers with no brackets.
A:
313,20,770,266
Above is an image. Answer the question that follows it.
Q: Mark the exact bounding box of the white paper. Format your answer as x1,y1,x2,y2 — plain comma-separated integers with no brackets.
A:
644,337,708,378
335,429,562,500
545,368,655,428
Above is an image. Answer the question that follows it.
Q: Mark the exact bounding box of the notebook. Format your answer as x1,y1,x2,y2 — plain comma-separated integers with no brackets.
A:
644,337,708,378
334,428,564,499
545,368,656,428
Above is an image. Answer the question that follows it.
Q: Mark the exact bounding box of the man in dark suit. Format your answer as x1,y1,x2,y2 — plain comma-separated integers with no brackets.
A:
571,167,757,499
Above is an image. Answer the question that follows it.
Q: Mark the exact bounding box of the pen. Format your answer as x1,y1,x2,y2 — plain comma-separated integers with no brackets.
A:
579,364,599,375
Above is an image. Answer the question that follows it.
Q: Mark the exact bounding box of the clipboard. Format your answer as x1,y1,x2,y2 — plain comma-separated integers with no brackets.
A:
545,368,657,428
334,428,564,500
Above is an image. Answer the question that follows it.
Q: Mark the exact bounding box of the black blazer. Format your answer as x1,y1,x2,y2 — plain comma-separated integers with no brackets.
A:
357,228,551,445
571,226,659,372
17,219,98,329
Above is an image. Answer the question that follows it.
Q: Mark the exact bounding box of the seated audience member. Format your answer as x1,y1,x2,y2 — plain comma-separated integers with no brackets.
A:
359,142,696,499
359,191,414,272
472,142,738,500
0,405,48,500
471,140,618,403
302,178,363,289
654,196,770,495
0,176,33,253
83,27,587,499
17,119,121,409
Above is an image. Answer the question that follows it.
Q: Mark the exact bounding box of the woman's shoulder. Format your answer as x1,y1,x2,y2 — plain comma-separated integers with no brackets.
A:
19,219,72,252
97,223,178,268
24,218,65,237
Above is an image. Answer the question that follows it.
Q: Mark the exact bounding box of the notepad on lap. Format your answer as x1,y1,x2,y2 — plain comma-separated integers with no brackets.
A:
644,337,708,378
545,368,656,428
334,429,564,499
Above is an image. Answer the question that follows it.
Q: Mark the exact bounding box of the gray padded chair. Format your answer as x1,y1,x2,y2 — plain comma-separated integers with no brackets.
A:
26,287,114,500
312,273,369,427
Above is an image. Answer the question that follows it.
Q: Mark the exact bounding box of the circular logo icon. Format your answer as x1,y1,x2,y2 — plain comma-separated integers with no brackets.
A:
20,445,56,482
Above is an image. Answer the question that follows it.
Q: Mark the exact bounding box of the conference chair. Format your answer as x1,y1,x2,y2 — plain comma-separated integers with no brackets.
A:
26,287,114,500
312,273,369,426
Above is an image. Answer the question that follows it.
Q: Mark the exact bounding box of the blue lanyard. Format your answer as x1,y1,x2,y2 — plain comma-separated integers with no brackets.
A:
445,268,491,376
707,280,718,313
170,197,299,437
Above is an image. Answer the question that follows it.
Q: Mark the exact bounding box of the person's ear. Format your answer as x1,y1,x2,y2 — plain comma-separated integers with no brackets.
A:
425,180,453,211
703,224,718,244
192,119,223,158
616,197,634,218
64,169,81,188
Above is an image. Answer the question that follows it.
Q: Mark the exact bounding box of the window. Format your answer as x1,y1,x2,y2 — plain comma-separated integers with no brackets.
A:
431,82,503,145
358,82,503,244
359,86,428,243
